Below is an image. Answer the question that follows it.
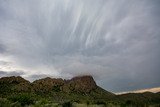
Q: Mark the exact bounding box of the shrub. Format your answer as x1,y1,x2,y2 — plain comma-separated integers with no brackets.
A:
0,98,12,107
95,100,106,105
52,85,61,92
62,101,71,107
8,93,34,106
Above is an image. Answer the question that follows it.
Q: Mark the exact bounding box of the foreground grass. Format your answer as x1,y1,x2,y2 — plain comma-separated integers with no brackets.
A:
1,96,160,107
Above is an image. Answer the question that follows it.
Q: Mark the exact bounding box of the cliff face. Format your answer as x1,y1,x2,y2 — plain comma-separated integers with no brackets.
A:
62,75,97,93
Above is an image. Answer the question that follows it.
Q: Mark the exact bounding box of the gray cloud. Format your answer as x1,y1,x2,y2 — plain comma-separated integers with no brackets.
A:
0,0,160,92
0,44,6,54
0,61,9,65
0,71,6,75
0,70,25,77
26,74,49,82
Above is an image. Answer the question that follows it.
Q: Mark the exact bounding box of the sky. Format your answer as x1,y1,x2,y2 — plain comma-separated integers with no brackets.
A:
0,0,160,93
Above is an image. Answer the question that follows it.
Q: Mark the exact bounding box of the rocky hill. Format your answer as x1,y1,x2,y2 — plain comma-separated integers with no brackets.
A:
0,75,114,97
0,76,160,107
31,75,97,93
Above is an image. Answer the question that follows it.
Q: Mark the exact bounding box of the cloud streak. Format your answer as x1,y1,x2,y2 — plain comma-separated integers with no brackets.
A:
0,0,160,92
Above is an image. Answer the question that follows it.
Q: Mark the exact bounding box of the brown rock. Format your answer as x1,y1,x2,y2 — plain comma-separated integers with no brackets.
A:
62,75,97,93
0,75,97,94
0,76,32,92
14,82,32,92
32,77,64,92
0,76,30,84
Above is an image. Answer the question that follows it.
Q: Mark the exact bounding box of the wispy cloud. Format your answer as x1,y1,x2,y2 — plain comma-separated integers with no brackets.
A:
0,0,160,92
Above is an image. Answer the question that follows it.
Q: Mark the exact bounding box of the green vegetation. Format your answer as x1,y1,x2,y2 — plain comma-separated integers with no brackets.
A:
8,93,34,106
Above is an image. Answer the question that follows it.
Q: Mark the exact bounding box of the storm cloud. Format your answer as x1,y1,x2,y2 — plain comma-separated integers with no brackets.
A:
0,0,160,92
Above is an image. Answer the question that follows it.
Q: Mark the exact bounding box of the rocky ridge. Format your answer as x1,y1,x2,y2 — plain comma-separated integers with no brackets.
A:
0,75,97,93
0,75,160,106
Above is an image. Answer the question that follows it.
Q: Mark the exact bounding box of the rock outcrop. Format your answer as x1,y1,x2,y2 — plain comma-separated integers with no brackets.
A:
32,77,64,92
0,76,29,84
0,76,31,92
62,75,97,93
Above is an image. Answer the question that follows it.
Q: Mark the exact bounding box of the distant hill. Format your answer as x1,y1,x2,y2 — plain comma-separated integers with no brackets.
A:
117,87,160,95
0,76,160,107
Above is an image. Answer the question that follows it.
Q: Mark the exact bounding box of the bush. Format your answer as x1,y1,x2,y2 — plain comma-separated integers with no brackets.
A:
52,85,61,92
8,93,34,106
0,98,12,107
62,101,71,107
95,100,106,105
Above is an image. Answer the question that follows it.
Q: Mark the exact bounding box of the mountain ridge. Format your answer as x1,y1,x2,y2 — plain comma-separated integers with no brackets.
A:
0,76,160,107
0,75,115,95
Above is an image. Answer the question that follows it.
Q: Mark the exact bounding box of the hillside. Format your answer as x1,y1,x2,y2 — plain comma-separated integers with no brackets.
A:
0,76,160,107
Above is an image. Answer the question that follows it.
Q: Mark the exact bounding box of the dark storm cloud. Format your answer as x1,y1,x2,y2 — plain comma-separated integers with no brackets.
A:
0,0,160,92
